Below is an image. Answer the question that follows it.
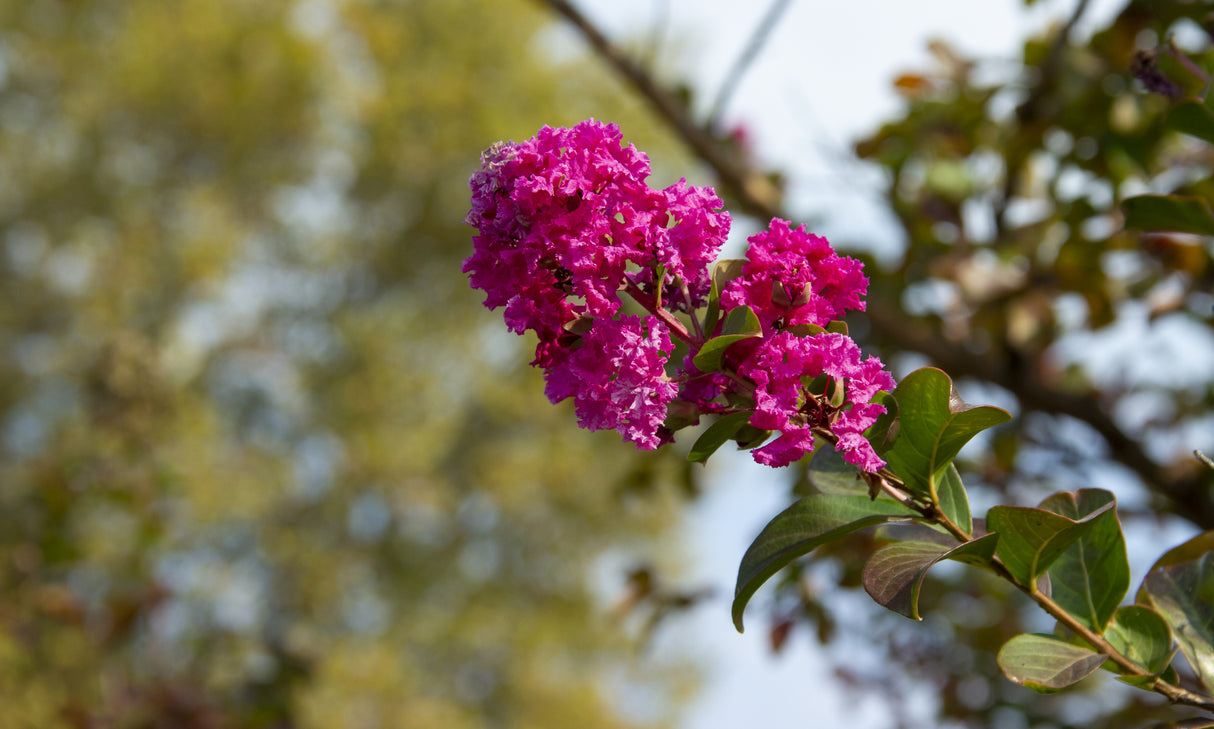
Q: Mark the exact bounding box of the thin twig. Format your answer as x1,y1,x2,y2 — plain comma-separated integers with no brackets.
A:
706,0,794,129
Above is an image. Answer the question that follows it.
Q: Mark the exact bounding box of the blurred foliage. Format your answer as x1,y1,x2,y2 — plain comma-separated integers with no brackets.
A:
0,1,700,727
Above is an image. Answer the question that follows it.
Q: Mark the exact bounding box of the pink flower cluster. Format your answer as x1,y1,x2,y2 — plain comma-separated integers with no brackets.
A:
463,119,729,365
464,120,895,471
462,119,728,448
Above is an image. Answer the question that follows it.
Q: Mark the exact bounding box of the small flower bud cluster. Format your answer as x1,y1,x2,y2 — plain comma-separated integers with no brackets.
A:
464,120,893,471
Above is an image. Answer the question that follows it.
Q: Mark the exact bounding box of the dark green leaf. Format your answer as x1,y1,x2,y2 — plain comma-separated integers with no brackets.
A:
733,494,917,631
1141,541,1214,693
1169,101,1214,146
1122,194,1214,235
986,502,1113,588
687,411,753,463
997,634,1106,693
1104,605,1173,676
1038,489,1128,632
863,533,998,620
879,368,1011,502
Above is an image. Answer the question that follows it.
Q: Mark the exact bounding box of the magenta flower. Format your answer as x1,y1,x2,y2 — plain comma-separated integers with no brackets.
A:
737,331,895,470
463,120,729,366
543,315,678,450
721,218,869,334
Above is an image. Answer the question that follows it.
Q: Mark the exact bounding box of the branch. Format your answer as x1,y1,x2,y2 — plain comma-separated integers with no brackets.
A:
706,0,793,128
534,0,782,215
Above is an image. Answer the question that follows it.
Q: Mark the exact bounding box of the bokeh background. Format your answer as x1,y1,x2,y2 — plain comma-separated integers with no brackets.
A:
1,1,1212,728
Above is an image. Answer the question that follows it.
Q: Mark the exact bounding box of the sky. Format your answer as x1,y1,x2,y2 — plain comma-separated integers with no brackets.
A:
554,1,1132,728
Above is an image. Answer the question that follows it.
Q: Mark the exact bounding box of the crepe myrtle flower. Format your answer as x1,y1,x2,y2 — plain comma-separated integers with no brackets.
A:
462,119,729,367
737,331,894,471
463,119,895,471
543,315,678,450
721,218,868,334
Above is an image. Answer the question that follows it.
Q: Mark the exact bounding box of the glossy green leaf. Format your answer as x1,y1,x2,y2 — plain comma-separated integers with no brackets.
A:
1169,101,1214,146
1038,489,1128,632
1122,194,1214,235
687,411,753,463
1104,605,1173,676
732,494,917,631
692,305,760,373
935,463,972,537
863,532,998,620
986,502,1113,589
1141,542,1214,693
997,634,1106,693
879,368,1011,503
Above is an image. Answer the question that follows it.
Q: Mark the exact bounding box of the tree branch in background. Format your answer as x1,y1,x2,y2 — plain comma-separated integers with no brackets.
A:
535,0,1214,530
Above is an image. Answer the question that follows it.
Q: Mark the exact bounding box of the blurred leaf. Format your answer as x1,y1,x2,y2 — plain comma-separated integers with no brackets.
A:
1122,194,1214,235
986,501,1113,588
733,494,917,631
862,532,997,620
997,634,1106,693
1038,489,1128,632
1168,101,1214,146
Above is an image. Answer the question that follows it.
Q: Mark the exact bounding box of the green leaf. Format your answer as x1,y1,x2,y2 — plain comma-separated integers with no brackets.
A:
702,259,746,335
1141,539,1214,693
997,634,1106,693
1104,605,1174,676
986,502,1113,589
692,305,761,373
1038,489,1128,632
879,368,1011,503
1169,101,1214,146
935,464,972,537
732,494,917,631
1122,194,1214,235
687,411,753,463
863,533,998,620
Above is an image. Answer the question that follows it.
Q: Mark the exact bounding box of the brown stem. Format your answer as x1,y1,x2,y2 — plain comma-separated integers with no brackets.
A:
624,280,695,344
